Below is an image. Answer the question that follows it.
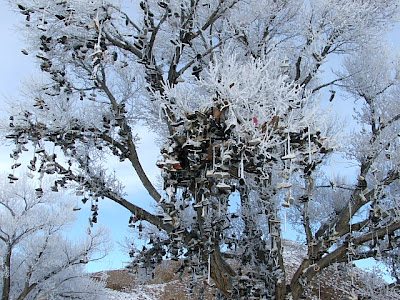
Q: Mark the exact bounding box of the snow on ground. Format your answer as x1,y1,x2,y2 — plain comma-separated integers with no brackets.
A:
105,289,140,300
104,283,166,300
105,288,154,300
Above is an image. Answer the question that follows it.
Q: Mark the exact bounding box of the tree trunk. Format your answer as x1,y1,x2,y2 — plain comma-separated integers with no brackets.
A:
275,237,287,300
1,245,12,300
291,280,304,300
210,247,236,298
290,258,311,300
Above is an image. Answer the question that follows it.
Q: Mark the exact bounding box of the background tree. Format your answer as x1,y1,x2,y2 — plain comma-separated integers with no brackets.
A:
2,0,400,299
0,175,109,300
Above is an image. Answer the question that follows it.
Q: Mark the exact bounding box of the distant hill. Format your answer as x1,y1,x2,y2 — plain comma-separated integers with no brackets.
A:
93,240,399,299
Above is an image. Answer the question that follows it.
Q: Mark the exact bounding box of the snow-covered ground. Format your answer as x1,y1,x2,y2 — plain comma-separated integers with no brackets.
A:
105,288,154,300
105,289,141,300
104,283,166,300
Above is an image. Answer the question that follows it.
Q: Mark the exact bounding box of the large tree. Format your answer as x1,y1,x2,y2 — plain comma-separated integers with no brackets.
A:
2,0,400,298
0,176,109,300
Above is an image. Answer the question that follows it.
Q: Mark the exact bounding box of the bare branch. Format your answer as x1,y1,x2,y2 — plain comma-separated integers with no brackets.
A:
97,75,162,203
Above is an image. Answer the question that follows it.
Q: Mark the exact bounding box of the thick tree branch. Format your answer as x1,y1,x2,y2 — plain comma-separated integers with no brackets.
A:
193,0,239,38
105,191,173,233
98,73,162,203
147,11,168,57
103,30,143,58
176,40,223,77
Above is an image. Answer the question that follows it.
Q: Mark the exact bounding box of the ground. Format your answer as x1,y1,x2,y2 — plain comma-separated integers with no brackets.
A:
92,240,397,299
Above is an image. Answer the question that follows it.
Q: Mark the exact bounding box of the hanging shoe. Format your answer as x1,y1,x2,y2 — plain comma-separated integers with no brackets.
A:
11,163,21,169
35,148,45,154
277,182,292,189
216,182,231,191
248,138,261,146
8,174,18,181
281,153,296,160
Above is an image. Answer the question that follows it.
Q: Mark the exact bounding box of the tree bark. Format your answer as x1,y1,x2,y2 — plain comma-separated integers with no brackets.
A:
1,245,12,300
210,247,236,298
275,237,287,300
15,283,37,300
126,139,162,202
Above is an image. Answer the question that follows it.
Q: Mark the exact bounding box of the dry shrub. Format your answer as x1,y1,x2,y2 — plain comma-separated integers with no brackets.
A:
92,269,136,291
